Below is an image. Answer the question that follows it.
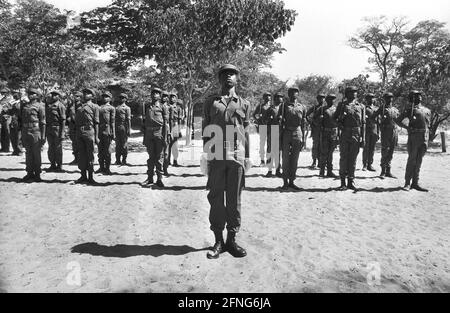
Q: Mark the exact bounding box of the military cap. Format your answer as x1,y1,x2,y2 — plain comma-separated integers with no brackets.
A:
119,93,128,99
263,92,272,97
49,89,63,96
83,88,96,95
218,64,239,76
0,87,10,93
409,90,422,96
345,86,358,92
102,91,112,98
274,92,284,97
162,90,169,97
365,93,375,98
28,87,42,96
170,92,178,97
326,94,337,99
383,92,394,98
151,87,162,94
288,87,299,93
317,93,326,98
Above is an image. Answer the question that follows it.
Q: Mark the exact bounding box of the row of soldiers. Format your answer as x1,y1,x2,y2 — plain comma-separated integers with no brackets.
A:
253,86,431,191
0,86,184,186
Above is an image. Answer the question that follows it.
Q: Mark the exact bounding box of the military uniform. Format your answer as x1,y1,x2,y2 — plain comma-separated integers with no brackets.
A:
306,96,325,167
265,102,281,175
143,92,169,185
169,94,183,166
8,92,23,155
334,87,365,189
396,91,431,191
253,93,272,164
67,92,83,164
0,89,13,152
115,97,131,165
45,92,66,170
75,94,99,176
314,95,338,177
20,89,46,179
376,96,399,177
161,92,173,174
362,95,379,171
98,92,115,173
278,98,306,187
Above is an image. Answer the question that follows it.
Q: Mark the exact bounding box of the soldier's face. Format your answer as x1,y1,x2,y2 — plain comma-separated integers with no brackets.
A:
152,92,161,102
219,70,237,88
170,95,177,103
51,93,59,102
263,95,271,103
162,95,169,102
274,96,283,105
74,95,82,102
103,96,111,103
84,93,93,101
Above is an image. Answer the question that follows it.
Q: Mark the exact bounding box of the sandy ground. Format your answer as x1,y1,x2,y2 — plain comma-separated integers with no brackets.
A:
0,128,449,293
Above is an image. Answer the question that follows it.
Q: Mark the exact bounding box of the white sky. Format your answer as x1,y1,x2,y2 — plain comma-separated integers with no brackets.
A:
46,0,450,83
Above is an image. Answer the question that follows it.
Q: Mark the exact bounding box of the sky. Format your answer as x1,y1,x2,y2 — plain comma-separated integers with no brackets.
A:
46,0,450,83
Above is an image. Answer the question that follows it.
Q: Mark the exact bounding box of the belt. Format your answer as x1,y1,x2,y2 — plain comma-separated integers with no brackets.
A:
409,128,426,133
23,122,39,128
79,125,93,131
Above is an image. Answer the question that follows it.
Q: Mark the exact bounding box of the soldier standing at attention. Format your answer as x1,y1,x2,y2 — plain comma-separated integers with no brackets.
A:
19,88,46,182
265,92,282,178
396,90,431,192
362,93,379,172
306,94,325,169
333,86,366,190
278,87,306,190
45,90,66,172
75,88,99,184
115,93,131,166
9,89,24,156
67,91,83,165
374,92,399,178
202,64,250,259
253,92,272,166
314,94,338,178
96,91,115,175
0,87,13,152
169,91,182,167
161,91,173,175
142,87,169,188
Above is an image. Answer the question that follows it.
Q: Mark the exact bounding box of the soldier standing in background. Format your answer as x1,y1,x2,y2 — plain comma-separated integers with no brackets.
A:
265,92,282,178
115,93,131,166
44,90,66,172
396,90,431,192
306,94,326,169
96,91,115,175
334,86,366,190
161,90,173,176
278,87,306,190
9,89,24,156
362,93,379,172
169,91,183,167
67,91,83,165
20,87,46,182
253,92,272,166
315,94,338,178
142,87,169,188
75,88,99,184
0,87,13,152
375,92,399,178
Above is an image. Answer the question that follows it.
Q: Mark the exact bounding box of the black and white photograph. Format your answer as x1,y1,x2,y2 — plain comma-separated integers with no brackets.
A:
0,0,449,296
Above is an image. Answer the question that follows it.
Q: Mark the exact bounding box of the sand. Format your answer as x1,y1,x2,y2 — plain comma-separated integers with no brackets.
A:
0,129,449,293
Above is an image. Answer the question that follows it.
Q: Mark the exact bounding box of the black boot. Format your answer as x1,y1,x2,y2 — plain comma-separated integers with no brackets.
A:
207,231,225,259
367,164,376,172
310,159,317,169
288,179,301,191
22,172,35,182
385,167,396,178
103,164,112,175
347,178,357,190
87,170,97,185
327,169,338,178
173,160,179,167
411,181,428,192
142,174,154,186
155,176,165,188
225,232,247,258
75,171,88,184
338,177,347,190
115,156,121,165
275,167,282,178
380,167,386,178
45,163,57,172
95,163,104,174
281,179,289,190
362,164,367,171
319,167,325,177
34,172,42,182
265,170,273,178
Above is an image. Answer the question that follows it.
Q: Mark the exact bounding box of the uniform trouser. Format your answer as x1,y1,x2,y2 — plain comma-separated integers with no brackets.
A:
207,159,244,233
98,134,112,168
363,132,378,166
405,133,427,185
10,124,22,153
170,137,180,162
266,125,281,171
22,128,42,174
311,127,320,161
380,128,398,169
1,118,11,151
258,126,268,161
146,135,165,177
47,126,63,166
339,130,361,179
115,126,128,161
69,126,78,160
319,131,337,171
163,138,170,171
282,130,303,181
77,130,95,172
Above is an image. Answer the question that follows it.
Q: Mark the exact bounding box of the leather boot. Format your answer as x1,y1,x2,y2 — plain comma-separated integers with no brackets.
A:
142,174,153,186
411,181,428,192
225,231,247,258
338,177,347,190
385,167,396,178
173,160,179,167
319,168,325,177
155,175,164,188
380,167,386,178
95,162,104,174
22,172,35,181
87,170,97,185
34,172,42,182
367,164,376,172
207,231,225,259
347,178,357,190
288,179,301,191
281,179,289,190
265,171,273,178
75,171,88,184
327,169,338,178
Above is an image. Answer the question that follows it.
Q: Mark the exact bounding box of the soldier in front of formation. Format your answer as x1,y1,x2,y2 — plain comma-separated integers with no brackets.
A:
396,90,431,192
75,88,99,184
142,87,169,188
306,94,325,169
44,89,66,172
362,93,379,172
96,91,116,175
115,93,132,166
374,92,399,178
334,86,366,190
20,87,46,182
278,87,306,190
314,94,338,178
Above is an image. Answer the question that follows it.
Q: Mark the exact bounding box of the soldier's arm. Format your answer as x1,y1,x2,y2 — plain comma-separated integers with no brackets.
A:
39,104,46,142
244,100,251,159
94,106,100,143
59,103,66,138
111,107,116,139
163,106,169,138
361,106,366,144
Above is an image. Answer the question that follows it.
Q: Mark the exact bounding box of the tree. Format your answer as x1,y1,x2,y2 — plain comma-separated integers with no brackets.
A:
349,16,408,87
293,75,336,106
74,0,297,143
